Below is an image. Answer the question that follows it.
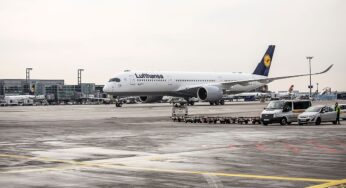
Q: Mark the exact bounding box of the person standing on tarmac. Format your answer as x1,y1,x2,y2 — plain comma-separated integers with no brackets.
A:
335,102,341,125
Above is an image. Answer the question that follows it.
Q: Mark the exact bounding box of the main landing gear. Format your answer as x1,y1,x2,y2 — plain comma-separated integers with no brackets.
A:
183,98,195,106
115,102,123,107
209,100,225,106
188,101,195,106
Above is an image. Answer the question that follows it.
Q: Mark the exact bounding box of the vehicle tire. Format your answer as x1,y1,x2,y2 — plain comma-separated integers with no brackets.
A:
220,100,225,105
332,121,337,125
262,122,268,126
209,102,214,105
280,117,287,125
189,101,195,106
315,118,321,125
215,101,220,105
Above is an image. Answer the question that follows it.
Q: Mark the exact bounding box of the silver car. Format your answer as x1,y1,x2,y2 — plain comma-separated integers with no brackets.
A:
298,105,337,125
339,104,346,120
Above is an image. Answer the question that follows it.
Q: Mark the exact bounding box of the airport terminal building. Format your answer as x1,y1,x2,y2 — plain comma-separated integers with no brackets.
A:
0,79,105,104
0,79,64,96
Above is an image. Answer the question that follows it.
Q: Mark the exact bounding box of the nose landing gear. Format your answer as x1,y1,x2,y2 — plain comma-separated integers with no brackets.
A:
114,97,124,107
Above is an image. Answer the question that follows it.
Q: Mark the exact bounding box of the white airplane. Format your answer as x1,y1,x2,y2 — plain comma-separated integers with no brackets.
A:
103,45,333,106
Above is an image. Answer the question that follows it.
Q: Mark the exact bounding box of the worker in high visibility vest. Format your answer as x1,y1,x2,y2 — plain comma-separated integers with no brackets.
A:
335,102,341,125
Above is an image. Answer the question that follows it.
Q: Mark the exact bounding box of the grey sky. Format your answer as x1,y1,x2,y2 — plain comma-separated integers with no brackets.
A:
0,0,345,91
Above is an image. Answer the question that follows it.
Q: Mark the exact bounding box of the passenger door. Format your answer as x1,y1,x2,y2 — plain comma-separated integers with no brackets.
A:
327,107,337,121
320,107,333,122
292,101,311,121
283,102,294,122
129,75,135,86
167,76,173,86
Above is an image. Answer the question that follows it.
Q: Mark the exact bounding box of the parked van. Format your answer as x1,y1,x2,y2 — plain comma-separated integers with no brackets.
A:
261,100,311,125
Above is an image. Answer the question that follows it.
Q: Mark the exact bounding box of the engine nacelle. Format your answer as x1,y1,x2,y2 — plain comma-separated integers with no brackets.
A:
139,96,163,103
197,86,223,102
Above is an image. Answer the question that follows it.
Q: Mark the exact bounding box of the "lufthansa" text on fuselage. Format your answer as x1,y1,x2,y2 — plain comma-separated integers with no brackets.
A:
135,73,164,79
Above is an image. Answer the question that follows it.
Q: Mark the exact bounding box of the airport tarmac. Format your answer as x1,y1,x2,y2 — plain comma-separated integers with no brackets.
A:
0,102,345,188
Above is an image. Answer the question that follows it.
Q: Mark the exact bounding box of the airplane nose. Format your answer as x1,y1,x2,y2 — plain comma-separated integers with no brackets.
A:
103,84,110,93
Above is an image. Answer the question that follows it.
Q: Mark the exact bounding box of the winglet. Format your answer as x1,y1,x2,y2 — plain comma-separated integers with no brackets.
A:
317,64,333,75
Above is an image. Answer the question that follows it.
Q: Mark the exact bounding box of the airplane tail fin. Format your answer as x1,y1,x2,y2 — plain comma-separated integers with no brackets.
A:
253,45,275,77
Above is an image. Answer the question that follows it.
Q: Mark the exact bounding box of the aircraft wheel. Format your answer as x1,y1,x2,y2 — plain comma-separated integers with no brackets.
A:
220,100,225,105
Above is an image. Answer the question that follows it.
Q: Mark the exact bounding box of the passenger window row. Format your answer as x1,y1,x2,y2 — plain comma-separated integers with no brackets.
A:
175,80,215,82
137,79,166,82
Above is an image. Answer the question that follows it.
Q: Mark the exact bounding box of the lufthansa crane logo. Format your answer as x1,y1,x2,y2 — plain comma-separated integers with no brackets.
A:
264,54,271,68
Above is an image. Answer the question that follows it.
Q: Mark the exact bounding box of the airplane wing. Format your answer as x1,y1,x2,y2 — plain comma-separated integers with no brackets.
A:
220,64,333,87
176,64,333,92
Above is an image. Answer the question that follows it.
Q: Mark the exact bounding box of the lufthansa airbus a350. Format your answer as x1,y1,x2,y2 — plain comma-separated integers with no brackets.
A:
103,45,333,106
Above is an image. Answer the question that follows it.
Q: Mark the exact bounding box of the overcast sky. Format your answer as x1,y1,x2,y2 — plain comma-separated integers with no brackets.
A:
1,0,345,91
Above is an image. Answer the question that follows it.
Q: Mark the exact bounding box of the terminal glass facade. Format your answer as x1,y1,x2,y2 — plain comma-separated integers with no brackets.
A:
0,79,64,96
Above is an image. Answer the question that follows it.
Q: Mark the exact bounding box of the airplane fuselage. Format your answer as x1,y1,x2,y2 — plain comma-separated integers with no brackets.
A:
103,71,267,97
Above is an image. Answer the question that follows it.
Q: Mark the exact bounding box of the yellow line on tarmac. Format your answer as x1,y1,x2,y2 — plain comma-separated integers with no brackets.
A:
107,165,336,183
307,179,346,188
0,154,338,183
1,165,75,174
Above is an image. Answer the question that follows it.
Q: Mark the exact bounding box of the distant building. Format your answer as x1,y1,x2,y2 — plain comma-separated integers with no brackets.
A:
337,92,346,100
0,79,64,96
0,79,105,103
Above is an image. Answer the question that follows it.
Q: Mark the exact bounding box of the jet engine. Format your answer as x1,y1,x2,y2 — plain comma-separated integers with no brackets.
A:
197,86,223,102
139,96,163,103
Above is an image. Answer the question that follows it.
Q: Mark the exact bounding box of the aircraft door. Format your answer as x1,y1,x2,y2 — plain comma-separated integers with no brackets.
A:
167,76,173,86
129,75,136,85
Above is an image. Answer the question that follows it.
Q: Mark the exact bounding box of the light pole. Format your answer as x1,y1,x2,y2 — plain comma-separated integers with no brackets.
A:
306,56,313,98
25,68,33,94
26,68,33,82
77,69,84,85
77,69,84,99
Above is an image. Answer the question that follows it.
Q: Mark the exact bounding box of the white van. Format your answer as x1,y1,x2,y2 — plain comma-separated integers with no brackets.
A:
261,100,311,125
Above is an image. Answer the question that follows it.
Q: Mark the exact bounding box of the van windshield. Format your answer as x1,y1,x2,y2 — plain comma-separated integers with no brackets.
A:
266,101,284,109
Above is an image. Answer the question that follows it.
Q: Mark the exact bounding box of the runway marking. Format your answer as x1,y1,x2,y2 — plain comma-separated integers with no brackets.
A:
283,143,301,154
308,140,341,153
255,143,267,151
203,174,224,188
307,179,346,188
0,154,340,183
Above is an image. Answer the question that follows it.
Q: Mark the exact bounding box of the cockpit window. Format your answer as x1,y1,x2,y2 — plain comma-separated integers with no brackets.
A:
109,78,121,82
